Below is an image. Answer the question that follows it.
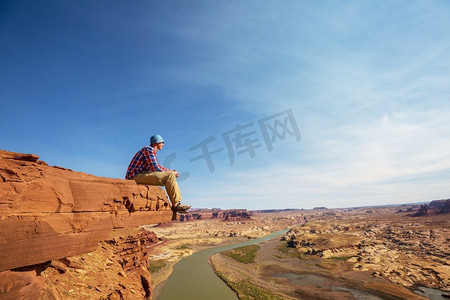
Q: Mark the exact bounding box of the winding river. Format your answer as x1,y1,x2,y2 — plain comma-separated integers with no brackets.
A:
156,229,289,300
155,229,443,300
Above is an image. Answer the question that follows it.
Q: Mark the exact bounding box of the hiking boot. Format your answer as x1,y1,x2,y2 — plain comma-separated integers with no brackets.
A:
172,203,191,213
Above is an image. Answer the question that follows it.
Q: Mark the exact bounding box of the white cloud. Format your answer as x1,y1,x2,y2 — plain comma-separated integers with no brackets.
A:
186,107,450,209
149,1,450,209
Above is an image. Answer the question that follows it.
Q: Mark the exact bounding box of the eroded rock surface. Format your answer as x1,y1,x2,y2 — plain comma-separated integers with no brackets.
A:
178,209,252,222
0,150,173,299
37,228,158,299
282,207,449,290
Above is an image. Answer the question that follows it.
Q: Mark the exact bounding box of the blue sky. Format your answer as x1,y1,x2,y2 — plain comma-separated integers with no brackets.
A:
1,0,449,209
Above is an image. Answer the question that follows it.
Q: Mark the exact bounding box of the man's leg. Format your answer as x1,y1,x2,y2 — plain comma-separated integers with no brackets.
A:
133,171,181,206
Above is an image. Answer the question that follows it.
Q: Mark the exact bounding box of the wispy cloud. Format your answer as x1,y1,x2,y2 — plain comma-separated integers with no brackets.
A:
3,1,449,209
186,106,450,209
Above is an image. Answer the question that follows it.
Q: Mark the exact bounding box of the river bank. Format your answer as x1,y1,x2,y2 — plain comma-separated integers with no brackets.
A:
155,229,289,300
151,236,248,298
208,207,450,299
144,211,305,297
148,207,448,299
209,236,426,300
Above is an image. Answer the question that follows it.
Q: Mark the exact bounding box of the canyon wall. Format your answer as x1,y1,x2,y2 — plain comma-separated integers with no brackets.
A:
0,150,173,299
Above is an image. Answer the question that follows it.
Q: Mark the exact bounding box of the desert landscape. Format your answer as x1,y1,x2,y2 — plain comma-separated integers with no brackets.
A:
3,2,450,299
1,150,449,299
149,203,449,300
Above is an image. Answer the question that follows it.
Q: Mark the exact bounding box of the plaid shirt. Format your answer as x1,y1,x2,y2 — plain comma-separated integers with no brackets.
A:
125,145,170,179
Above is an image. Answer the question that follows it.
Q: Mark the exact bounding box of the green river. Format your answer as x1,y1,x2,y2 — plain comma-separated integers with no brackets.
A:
155,228,445,300
156,229,289,300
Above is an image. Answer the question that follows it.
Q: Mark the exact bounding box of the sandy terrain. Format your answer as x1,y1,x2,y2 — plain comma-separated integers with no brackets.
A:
145,210,305,289
148,204,449,299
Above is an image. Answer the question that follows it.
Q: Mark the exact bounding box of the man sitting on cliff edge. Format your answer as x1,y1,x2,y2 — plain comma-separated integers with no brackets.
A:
125,134,190,213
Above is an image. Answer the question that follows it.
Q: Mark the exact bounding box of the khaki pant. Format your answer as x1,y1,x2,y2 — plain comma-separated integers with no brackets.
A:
132,171,181,206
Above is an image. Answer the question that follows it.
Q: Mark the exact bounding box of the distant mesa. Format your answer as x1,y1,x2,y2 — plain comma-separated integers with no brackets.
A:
178,209,252,222
414,204,430,217
409,199,450,217
429,199,450,214
256,208,302,213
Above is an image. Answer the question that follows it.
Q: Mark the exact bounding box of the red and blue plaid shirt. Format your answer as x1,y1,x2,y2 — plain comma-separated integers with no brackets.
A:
125,145,170,179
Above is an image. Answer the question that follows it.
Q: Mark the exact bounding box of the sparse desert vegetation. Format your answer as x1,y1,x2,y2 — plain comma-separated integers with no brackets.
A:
151,202,449,299
221,245,260,264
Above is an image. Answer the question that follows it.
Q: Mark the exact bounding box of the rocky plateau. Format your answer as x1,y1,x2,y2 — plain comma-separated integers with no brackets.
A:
0,150,173,299
208,205,449,299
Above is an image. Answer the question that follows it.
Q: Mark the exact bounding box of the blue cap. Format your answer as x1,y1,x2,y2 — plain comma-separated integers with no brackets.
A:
150,134,164,145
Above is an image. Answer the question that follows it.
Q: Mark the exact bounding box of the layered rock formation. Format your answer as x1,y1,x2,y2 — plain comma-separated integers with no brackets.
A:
428,199,450,214
282,207,450,290
223,209,251,221
0,150,173,299
178,209,251,222
409,199,450,216
36,228,159,299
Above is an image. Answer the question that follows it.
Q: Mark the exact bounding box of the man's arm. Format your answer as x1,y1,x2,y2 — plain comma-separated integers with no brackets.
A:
144,147,170,172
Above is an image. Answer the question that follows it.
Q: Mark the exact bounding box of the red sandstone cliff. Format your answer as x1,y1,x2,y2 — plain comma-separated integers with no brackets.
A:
0,150,173,299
